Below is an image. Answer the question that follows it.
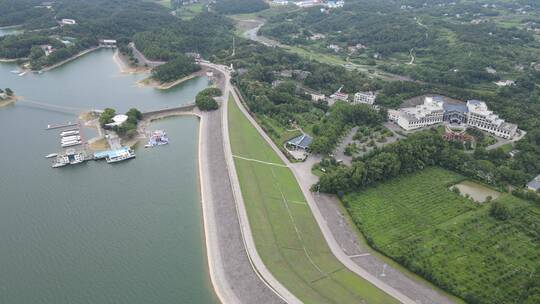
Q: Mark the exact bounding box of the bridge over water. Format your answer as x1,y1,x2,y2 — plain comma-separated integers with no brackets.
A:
16,98,97,115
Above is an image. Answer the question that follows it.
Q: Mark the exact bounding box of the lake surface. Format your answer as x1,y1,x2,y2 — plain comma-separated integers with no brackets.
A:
0,49,218,304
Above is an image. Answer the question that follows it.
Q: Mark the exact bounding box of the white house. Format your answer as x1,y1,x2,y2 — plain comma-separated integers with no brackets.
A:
327,44,341,52
61,19,77,25
494,80,515,87
310,93,326,102
353,91,376,105
105,114,128,127
99,39,117,48
387,109,400,122
396,97,444,130
527,175,540,192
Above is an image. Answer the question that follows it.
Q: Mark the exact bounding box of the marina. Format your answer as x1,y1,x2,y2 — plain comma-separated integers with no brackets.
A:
47,121,139,167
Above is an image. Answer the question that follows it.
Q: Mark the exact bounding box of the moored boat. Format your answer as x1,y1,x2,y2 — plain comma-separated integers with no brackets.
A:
61,135,81,142
45,153,58,158
106,148,136,163
60,130,79,137
61,140,81,147
145,130,169,148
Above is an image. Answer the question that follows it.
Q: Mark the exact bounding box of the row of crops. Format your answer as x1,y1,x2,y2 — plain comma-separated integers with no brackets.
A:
343,167,540,304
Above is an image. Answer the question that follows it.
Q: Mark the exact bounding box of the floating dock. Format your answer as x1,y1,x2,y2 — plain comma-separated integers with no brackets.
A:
46,122,79,130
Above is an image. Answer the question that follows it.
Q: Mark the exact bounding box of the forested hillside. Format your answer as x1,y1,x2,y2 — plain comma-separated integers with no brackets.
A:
0,0,233,72
260,0,540,87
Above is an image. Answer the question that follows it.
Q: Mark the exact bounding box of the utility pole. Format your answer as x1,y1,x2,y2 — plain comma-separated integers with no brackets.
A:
232,36,236,57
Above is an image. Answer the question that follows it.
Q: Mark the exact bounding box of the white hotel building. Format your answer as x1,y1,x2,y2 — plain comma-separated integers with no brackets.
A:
391,97,518,139
396,97,444,130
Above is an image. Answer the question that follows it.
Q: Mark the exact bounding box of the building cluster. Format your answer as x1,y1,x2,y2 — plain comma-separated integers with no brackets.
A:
291,0,344,8
99,39,117,48
389,96,518,139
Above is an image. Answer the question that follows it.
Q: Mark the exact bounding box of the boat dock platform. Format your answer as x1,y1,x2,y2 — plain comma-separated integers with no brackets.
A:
46,122,79,130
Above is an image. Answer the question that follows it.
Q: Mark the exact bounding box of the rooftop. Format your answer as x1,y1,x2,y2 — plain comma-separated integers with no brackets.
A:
443,103,468,113
401,96,444,120
287,134,313,150
527,175,540,191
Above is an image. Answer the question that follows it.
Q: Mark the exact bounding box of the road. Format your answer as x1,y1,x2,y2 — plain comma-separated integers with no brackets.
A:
128,43,166,68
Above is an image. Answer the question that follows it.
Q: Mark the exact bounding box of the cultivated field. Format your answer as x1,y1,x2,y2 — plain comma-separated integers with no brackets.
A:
228,97,398,304
344,167,540,304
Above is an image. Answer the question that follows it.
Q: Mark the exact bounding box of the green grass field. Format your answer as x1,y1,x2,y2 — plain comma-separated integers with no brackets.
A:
344,167,540,304
228,96,398,304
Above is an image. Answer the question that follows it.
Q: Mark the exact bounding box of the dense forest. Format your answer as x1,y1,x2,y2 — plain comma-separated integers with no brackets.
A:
0,0,56,29
212,0,269,15
133,12,235,61
315,128,540,195
151,55,200,83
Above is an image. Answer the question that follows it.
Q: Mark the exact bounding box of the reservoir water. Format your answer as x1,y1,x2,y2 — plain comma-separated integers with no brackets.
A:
0,49,218,304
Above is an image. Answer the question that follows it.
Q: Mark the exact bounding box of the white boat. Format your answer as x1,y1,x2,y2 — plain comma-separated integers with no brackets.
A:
52,162,67,168
61,135,81,142
106,149,136,163
60,130,79,137
61,140,81,147
145,130,169,148
10,70,20,74
45,153,58,158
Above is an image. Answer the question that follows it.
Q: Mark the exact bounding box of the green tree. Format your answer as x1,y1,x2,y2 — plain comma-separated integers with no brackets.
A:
489,201,510,221
99,108,116,127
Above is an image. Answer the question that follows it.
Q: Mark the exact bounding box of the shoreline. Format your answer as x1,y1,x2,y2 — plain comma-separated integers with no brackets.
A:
0,58,23,63
39,47,101,73
112,49,151,74
0,95,18,108
137,71,204,90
